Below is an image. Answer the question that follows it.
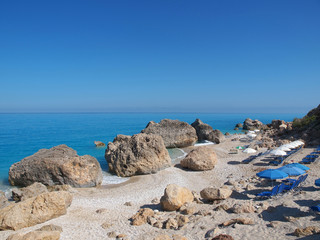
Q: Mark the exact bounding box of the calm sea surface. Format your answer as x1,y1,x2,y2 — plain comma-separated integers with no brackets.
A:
0,113,303,191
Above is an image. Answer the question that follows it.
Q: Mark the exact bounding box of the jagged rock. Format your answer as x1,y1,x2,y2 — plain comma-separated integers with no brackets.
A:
0,191,9,209
179,203,196,215
176,214,189,228
200,187,232,201
7,231,61,240
243,118,265,130
271,120,286,129
105,133,171,177
141,119,198,148
235,123,243,128
214,204,229,211
94,141,105,147
191,119,225,144
211,234,234,240
12,182,48,202
160,184,194,211
9,145,102,188
0,191,72,230
164,217,178,229
130,208,154,226
293,226,320,237
221,218,254,227
180,146,217,171
231,202,255,214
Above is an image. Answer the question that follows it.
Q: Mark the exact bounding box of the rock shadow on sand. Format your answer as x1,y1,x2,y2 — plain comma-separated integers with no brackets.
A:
260,205,308,222
140,203,162,211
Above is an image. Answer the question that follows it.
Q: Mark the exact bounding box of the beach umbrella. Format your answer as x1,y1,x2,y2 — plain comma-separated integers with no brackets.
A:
243,148,257,154
254,129,260,132
256,169,289,180
248,131,256,134
286,163,309,171
315,179,320,187
236,146,244,150
247,133,257,138
277,146,291,151
278,166,305,176
281,144,294,149
270,149,287,156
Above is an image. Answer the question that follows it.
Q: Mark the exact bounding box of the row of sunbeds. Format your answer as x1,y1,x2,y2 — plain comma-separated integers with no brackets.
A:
270,146,303,166
300,146,320,164
256,174,308,199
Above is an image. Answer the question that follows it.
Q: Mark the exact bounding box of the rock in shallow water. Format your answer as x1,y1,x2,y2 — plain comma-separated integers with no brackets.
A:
105,133,171,177
141,119,198,148
191,119,225,144
9,144,103,188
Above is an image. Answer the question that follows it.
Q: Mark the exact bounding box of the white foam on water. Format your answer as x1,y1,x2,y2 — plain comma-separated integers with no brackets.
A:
102,171,129,185
174,148,187,160
194,140,215,146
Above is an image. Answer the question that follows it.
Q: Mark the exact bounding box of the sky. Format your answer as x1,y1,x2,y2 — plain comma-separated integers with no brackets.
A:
0,0,319,114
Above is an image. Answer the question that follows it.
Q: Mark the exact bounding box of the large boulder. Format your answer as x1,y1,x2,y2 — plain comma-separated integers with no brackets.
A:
243,118,265,130
12,182,48,202
200,187,232,201
160,184,194,211
8,145,102,188
180,146,217,171
0,191,72,230
105,133,171,177
141,119,198,148
191,119,225,144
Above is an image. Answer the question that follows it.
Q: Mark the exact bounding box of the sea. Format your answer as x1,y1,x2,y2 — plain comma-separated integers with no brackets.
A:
0,113,303,192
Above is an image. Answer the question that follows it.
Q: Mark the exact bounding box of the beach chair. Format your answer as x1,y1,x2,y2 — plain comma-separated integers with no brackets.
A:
256,185,279,198
276,183,286,195
310,204,320,212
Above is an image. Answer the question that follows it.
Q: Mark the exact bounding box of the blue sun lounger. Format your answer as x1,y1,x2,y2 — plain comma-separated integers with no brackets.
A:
256,185,279,198
310,204,320,212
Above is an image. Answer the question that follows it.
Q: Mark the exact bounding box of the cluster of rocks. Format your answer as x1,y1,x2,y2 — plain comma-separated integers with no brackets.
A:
0,182,72,232
129,183,239,239
240,104,320,147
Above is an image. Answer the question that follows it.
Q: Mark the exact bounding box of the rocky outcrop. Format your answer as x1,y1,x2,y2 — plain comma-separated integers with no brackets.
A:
0,191,72,230
293,226,320,237
191,119,225,144
94,141,105,147
235,123,243,128
105,133,171,177
130,208,154,226
8,145,102,188
180,146,217,171
243,118,265,130
200,187,232,201
12,182,48,202
160,184,194,211
141,119,198,148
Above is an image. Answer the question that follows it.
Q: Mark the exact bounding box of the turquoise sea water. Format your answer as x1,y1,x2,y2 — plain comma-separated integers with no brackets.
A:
0,113,303,191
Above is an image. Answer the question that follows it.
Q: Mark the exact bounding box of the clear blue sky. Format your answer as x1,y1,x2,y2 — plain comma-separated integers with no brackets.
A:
0,0,319,113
